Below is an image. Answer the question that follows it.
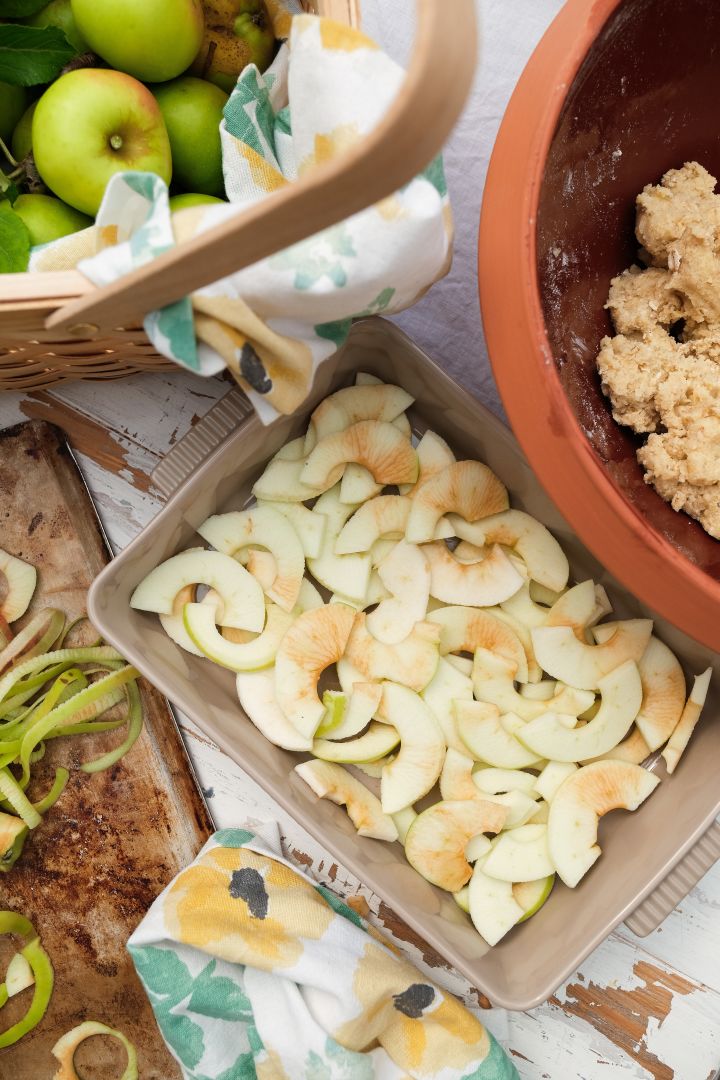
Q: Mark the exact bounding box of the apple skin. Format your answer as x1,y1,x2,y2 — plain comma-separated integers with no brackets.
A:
12,194,92,246
33,69,172,216
153,77,227,196
191,0,275,93
169,192,224,211
0,83,26,143
71,0,204,83
11,101,36,162
26,0,88,53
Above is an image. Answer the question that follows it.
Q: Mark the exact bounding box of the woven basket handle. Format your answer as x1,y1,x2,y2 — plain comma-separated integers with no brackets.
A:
47,0,477,336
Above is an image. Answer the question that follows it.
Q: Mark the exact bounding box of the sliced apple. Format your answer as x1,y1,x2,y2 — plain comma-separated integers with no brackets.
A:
445,653,473,676
534,761,578,803
330,571,390,611
236,669,312,751
423,541,523,608
256,499,326,559
499,581,550,630
454,886,470,912
456,701,545,769
274,603,356,737
5,951,34,997
594,727,651,766
472,648,591,722
520,680,557,701
335,495,411,554
320,681,383,742
391,805,417,844
377,681,446,812
428,605,528,682
185,601,293,672
302,420,418,492
344,614,439,693
312,720,400,764
662,668,712,774
339,463,383,505
482,823,554,882
405,799,506,892
466,833,494,863
530,581,565,607
490,606,543,683
252,454,325,502
131,548,265,632
527,800,550,825
0,549,37,623
295,759,398,841
545,580,612,640
316,689,347,736
399,429,456,496
479,789,540,828
275,436,306,461
420,657,475,753
406,460,509,544
515,875,554,921
159,580,205,656
531,619,653,690
306,383,414,447
354,758,392,779
366,541,430,645
468,861,525,946
336,656,367,695
547,760,660,887
244,548,276,593
450,510,569,593
439,747,478,800
518,660,642,761
307,485,371,602
474,768,539,796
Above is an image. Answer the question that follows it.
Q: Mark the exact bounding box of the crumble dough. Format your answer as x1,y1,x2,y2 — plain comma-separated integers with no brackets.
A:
596,161,720,538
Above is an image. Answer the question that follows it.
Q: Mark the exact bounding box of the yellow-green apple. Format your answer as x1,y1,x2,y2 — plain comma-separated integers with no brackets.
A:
169,192,224,211
26,0,88,52
153,77,227,196
0,83,26,143
191,0,275,93
12,194,92,245
11,102,36,162
71,0,204,82
33,69,172,216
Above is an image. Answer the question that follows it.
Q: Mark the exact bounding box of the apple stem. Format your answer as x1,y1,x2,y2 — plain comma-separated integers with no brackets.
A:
0,137,17,170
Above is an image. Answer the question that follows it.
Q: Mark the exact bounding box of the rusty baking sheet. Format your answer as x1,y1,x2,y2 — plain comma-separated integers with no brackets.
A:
0,420,213,1079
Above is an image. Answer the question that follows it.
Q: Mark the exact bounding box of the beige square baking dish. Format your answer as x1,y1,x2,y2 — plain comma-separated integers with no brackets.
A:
88,318,720,1010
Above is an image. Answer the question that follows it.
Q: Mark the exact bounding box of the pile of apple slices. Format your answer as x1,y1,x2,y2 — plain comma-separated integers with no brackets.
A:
131,375,713,947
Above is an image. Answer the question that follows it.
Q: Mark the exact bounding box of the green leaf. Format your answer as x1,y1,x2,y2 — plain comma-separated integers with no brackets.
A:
0,0,50,16
154,1006,205,1071
187,959,254,1022
0,25,74,86
128,945,194,1007
0,201,29,272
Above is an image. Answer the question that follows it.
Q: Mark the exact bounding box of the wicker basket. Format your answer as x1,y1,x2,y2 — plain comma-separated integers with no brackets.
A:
0,0,475,392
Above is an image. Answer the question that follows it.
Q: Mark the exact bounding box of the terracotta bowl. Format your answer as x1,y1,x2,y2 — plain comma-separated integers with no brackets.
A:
479,0,720,650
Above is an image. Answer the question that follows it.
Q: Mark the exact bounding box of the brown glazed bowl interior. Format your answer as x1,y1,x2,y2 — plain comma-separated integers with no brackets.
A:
479,0,720,650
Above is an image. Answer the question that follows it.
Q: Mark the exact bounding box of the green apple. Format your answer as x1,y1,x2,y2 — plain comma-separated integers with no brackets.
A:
71,0,204,83
191,0,275,93
12,194,92,246
0,83,26,144
514,875,555,923
11,102,36,162
169,192,224,211
26,0,88,53
153,77,227,196
33,69,172,216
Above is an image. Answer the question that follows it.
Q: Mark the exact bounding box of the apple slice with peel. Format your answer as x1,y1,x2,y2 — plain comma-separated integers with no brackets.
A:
159,580,205,656
500,581,550,630
302,420,418,492
466,834,493,863
308,485,371,602
399,429,455,496
391,805,417,844
450,510,569,593
306,383,414,447
274,603,356,738
472,649,593,722
424,542,523,608
531,619,653,690
366,541,430,645
455,702,545,768
339,463,383,505
422,658,475,754
316,690,347,736
184,601,293,672
594,628,686,752
5,952,34,997
319,681,383,742
468,861,525,945
439,748,479,799
0,549,37,623
545,580,613,640
454,886,470,912
515,875,554,921
406,461,509,543
482,823,555,882
236,670,312,752
197,506,305,612
256,499,326,559
295,760,398,841
474,768,539,796
405,799,506,892
518,660,642,761
428,605,528,683
312,721,400,763
662,668,712,774
534,761,578,803
376,681,446,812
548,760,660,886
344,614,439,693
131,548,265,632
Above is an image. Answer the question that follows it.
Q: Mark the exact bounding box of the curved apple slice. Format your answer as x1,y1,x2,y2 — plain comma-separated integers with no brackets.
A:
406,460,509,544
256,499,326,560
0,549,37,623
439,748,478,800
399,428,456,496
405,799,506,892
421,656,475,753
308,486,371,602
275,603,356,738
344,614,439,693
466,833,494,863
377,681,446,812
335,494,411,554
594,629,686,752
330,571,390,612
184,601,293,672
295,760,398,841
302,420,418,492
306,383,414,446
520,680,557,701
340,464,383,506
474,768,539,796
424,542,523,608
515,875,555,921
500,581,549,630
548,760,660,887
527,800,550,825
131,548,265,632
518,660,642,761
545,580,613,640
366,541,430,645
428,605,528,682
236,670,312,752
595,727,651,766
244,548,276,593
482,823,554,883
534,761,578,803
312,720,400,763
319,681,383,742
531,619,653,690
252,454,325,502
276,436,306,461
159,580,205,657
491,606,543,683
450,510,569,593
662,668,712,774
471,648,594,722
456,702,544,768
390,805,417,844
468,861,525,945
480,789,540,828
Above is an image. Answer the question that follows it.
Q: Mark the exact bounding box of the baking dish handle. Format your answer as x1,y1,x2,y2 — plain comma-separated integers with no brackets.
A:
624,818,720,936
